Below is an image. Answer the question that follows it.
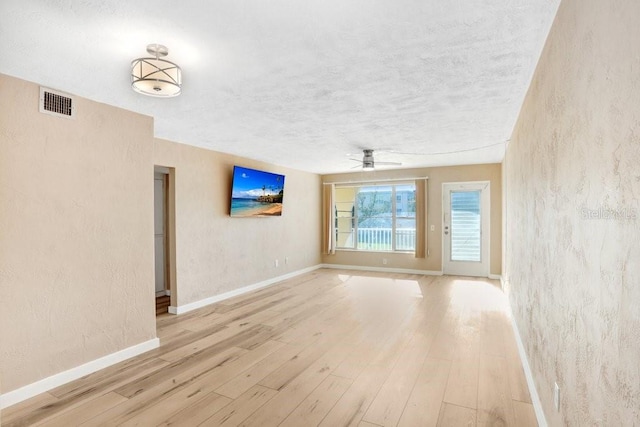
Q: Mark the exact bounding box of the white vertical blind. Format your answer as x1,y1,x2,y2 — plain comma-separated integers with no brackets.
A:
450,190,481,262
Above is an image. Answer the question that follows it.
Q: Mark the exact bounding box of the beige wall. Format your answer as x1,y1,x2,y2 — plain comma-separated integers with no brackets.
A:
0,73,322,401
504,0,640,424
154,139,322,307
0,74,157,393
322,164,502,275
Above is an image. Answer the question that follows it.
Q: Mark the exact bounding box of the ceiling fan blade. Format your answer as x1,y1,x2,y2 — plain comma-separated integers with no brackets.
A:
376,161,402,165
350,164,363,169
349,158,363,163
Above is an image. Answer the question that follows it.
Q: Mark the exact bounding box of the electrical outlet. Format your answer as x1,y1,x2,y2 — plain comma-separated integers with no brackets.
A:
382,258,388,265
275,259,279,267
554,382,560,411
285,256,288,264
430,224,435,231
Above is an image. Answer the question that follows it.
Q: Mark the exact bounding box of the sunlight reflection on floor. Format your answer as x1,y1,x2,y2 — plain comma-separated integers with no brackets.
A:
333,273,509,328
448,277,507,313
335,273,424,331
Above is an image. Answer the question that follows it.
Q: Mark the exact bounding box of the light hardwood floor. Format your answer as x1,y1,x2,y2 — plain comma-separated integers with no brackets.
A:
2,269,537,426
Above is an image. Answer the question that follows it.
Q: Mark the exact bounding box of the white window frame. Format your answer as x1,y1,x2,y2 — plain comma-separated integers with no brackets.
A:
335,182,416,253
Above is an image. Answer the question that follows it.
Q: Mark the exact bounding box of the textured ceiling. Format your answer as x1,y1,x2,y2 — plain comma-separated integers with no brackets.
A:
0,0,559,174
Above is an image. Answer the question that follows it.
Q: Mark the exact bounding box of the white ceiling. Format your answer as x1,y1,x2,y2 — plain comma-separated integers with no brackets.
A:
0,0,559,174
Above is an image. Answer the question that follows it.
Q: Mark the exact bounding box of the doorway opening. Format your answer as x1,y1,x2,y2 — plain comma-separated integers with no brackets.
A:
154,166,176,315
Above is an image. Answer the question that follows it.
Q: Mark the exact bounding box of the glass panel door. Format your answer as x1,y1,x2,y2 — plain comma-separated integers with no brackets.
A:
442,182,490,277
450,190,481,262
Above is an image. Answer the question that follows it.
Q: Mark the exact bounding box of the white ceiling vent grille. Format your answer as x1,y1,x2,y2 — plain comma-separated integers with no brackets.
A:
39,87,76,119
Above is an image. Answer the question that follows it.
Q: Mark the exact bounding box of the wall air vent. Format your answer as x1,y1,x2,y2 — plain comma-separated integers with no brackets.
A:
39,87,76,119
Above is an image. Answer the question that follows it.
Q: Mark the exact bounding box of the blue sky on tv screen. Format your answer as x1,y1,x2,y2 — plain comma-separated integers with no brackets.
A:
231,166,285,199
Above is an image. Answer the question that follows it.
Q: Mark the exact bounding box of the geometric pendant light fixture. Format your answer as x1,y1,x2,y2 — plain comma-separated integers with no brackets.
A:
131,44,182,97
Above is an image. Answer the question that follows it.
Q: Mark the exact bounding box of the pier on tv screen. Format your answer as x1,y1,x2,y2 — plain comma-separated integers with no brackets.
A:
230,166,285,217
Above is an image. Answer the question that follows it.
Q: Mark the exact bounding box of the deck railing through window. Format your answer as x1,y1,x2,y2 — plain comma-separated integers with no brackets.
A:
356,227,416,251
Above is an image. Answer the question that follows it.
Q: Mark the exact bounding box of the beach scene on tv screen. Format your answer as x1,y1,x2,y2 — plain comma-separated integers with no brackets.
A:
230,166,284,217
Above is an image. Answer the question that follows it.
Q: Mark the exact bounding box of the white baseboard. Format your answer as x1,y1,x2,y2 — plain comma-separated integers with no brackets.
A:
0,338,159,410
488,273,502,281
321,263,443,276
169,265,323,315
509,310,547,426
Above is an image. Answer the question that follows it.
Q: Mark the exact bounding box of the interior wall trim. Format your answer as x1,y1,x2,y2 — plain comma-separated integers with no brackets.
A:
508,301,548,426
0,338,160,410
321,263,443,276
168,265,323,315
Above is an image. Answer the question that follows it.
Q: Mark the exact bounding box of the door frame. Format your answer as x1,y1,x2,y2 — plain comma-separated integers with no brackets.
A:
441,181,490,277
154,170,169,297
154,165,177,311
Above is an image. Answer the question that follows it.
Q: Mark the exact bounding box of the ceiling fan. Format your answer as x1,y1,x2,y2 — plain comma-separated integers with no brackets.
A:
350,149,402,171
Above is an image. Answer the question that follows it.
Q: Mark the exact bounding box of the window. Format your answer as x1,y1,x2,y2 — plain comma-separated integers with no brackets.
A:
335,183,416,252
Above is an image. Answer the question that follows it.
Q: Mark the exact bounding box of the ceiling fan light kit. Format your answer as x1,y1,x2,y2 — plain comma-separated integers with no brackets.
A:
351,149,402,171
363,149,375,170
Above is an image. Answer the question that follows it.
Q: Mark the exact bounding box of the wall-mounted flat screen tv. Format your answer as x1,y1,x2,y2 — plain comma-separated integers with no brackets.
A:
230,166,285,217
